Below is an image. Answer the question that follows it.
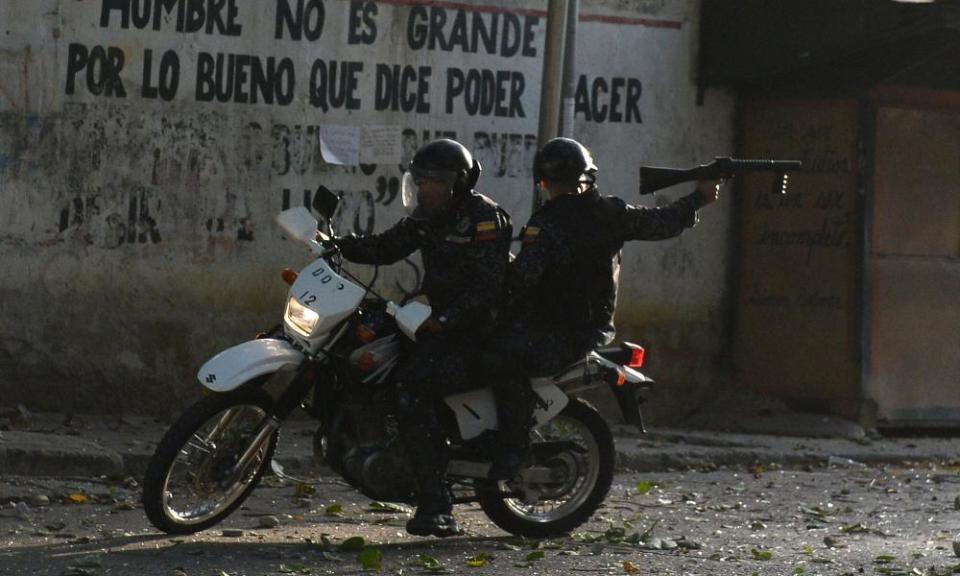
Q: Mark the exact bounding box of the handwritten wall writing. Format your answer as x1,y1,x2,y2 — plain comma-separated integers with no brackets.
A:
734,100,861,402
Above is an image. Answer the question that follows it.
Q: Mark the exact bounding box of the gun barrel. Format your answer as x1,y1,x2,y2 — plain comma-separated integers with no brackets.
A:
722,158,803,172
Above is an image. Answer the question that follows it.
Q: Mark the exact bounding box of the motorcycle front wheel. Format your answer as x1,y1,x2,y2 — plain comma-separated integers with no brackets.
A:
478,398,614,538
142,387,278,534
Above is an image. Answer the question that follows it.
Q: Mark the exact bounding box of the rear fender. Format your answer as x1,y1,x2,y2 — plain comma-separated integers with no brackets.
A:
198,338,306,392
444,382,568,441
535,353,653,433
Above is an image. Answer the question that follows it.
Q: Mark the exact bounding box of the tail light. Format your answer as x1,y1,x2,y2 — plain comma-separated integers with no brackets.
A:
627,345,645,369
281,268,299,285
356,351,377,372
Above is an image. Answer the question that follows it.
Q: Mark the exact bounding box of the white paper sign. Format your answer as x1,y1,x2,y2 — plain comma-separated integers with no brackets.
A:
360,125,402,165
319,125,360,166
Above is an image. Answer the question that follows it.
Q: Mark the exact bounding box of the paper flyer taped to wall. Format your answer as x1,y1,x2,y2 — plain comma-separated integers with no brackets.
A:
319,125,360,166
360,126,402,165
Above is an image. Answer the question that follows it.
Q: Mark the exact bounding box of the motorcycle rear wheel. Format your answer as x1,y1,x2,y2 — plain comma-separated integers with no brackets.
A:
478,399,614,538
142,387,278,534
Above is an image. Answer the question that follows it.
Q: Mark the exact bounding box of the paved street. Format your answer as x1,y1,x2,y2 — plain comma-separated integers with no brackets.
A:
2,411,960,575
3,463,960,576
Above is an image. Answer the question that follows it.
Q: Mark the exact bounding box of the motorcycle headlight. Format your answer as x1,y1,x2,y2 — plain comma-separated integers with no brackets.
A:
285,297,320,336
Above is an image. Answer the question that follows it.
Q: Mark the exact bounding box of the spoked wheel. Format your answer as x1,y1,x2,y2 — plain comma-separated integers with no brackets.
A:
142,388,278,534
478,399,614,538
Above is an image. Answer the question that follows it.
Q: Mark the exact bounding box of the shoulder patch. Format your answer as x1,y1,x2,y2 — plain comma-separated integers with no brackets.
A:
476,220,501,241
522,226,541,245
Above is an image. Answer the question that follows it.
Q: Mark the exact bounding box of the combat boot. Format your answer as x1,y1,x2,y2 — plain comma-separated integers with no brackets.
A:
397,405,461,537
405,490,461,537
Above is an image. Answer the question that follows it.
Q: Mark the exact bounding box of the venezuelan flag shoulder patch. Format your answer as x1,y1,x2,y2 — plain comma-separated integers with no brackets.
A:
522,226,541,245
475,220,500,241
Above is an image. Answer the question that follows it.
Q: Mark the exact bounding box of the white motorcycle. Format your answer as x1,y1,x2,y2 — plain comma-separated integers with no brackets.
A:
142,188,652,537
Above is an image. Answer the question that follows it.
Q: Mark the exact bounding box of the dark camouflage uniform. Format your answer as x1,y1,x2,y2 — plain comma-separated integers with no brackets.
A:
485,188,705,432
339,190,511,512
337,190,512,398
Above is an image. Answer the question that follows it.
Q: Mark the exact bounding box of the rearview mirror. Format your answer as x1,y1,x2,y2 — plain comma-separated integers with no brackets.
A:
312,185,340,223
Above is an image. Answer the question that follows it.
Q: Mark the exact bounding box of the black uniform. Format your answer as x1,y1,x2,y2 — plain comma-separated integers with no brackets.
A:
338,190,512,393
484,188,705,454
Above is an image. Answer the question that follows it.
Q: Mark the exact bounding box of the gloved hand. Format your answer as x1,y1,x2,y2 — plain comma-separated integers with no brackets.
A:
315,231,340,250
415,314,445,336
695,179,722,205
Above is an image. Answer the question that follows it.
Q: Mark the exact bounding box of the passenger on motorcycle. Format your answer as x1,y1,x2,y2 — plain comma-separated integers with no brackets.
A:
484,137,720,480
333,139,513,537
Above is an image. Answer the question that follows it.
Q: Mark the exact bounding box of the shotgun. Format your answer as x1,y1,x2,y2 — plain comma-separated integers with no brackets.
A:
639,157,802,195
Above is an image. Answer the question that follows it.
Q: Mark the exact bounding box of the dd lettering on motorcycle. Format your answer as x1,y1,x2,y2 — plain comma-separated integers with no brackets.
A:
308,265,345,290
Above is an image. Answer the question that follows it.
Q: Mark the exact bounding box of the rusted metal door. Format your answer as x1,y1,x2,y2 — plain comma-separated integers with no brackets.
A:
868,88,960,426
734,100,861,417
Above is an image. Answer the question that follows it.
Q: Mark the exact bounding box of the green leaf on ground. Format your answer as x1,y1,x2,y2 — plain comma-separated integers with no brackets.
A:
357,548,382,571
511,550,547,569
465,552,492,567
751,548,773,561
605,527,627,543
841,523,869,534
635,481,655,495
339,536,366,551
294,483,316,497
412,554,450,573
874,554,896,564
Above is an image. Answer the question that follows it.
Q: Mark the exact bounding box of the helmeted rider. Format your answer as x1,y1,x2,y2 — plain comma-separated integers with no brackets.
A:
334,139,512,537
484,137,720,480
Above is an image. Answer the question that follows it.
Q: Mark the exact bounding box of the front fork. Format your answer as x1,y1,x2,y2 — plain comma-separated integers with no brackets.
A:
231,361,321,478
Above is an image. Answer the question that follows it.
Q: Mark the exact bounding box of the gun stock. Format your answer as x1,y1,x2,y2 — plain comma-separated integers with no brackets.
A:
639,157,803,195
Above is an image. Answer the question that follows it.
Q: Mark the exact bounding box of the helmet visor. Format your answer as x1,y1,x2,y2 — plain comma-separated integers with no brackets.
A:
401,168,458,218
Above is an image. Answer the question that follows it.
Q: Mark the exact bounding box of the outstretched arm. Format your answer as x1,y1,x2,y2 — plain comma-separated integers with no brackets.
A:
336,218,421,265
621,180,719,241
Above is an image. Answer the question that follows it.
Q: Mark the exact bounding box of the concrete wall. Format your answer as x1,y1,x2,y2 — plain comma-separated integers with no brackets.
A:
0,0,734,418
870,100,960,426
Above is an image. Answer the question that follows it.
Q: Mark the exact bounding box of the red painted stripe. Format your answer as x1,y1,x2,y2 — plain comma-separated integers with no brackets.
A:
579,13,682,29
370,0,683,29
373,0,546,18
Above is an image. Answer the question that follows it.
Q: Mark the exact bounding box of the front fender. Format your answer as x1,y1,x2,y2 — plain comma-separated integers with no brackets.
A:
198,338,306,392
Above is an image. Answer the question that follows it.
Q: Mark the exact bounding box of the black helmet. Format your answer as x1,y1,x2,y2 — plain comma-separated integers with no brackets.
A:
533,137,598,186
408,139,480,196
